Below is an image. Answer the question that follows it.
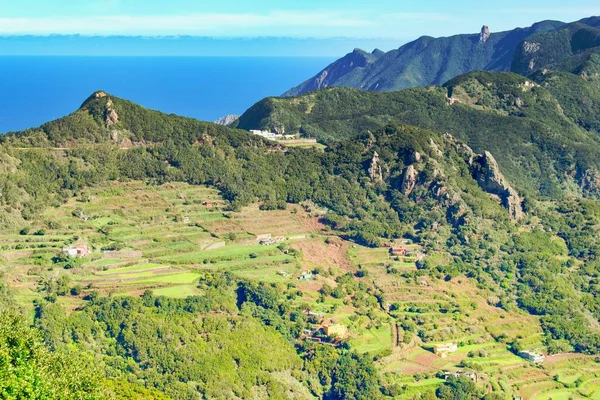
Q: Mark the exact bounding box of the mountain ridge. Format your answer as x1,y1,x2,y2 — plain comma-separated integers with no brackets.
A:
283,19,567,96
511,17,600,75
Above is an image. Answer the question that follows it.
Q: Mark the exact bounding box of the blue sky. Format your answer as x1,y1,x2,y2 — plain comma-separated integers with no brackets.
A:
0,0,599,55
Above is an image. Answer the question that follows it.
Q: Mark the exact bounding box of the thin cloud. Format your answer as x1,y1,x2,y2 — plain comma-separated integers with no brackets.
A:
494,8,600,16
0,11,374,35
384,12,452,22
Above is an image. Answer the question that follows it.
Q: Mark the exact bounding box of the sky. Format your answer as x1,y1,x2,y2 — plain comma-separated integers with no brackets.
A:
0,0,599,55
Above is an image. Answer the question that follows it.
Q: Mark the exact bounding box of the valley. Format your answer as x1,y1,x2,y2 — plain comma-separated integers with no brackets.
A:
2,179,600,399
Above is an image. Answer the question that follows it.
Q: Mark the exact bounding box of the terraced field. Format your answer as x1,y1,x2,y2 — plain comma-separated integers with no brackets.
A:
2,180,600,398
1,182,322,305
347,239,600,398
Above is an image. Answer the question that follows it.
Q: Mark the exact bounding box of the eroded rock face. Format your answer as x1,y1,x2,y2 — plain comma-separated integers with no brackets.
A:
400,165,418,195
105,99,119,127
368,151,383,182
429,139,443,157
411,151,422,163
314,70,329,89
471,151,524,219
480,26,491,43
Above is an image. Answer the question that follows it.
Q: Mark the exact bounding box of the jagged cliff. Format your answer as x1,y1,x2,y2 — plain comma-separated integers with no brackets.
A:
471,151,524,219
392,135,523,220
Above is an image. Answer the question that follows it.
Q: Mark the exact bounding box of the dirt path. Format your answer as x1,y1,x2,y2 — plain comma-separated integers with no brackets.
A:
392,322,399,348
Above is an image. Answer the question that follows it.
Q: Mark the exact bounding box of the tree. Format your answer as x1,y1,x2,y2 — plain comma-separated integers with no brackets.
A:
327,352,380,400
0,311,106,399
436,376,481,400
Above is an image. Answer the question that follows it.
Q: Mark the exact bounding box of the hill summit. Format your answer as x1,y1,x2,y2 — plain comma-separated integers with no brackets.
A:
5,91,257,148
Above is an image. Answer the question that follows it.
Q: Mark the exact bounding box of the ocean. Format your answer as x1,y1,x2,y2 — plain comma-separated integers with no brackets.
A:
0,56,332,133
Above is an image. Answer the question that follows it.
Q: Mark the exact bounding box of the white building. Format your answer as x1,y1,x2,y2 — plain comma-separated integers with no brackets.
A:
519,350,545,363
433,343,458,358
250,130,282,140
62,243,90,258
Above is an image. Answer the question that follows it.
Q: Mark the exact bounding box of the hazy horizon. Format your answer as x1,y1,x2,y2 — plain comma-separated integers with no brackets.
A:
1,0,599,56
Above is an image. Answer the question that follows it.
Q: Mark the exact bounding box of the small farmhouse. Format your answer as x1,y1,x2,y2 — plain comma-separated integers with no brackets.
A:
303,310,325,323
444,370,477,382
256,233,272,242
62,243,90,258
518,350,545,363
298,271,313,281
433,343,458,358
390,246,407,256
203,201,215,207
250,129,283,140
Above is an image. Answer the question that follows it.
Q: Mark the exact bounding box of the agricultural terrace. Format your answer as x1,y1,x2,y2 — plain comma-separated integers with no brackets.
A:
1,180,599,398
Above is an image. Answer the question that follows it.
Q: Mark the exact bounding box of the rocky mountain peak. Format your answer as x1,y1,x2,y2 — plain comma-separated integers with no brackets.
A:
480,25,491,43
79,91,119,127
214,115,240,126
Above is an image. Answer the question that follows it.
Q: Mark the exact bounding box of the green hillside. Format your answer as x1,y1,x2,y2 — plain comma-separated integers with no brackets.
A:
236,71,600,199
4,90,264,148
511,17,600,75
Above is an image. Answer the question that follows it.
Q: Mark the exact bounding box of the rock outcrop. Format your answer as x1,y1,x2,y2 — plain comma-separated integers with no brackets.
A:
368,152,383,182
214,115,240,126
84,91,119,127
400,165,418,195
479,26,491,43
471,151,524,219
105,99,119,127
411,151,422,163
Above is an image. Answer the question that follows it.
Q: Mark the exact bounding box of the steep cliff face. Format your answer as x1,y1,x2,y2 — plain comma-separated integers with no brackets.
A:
105,99,119,127
471,151,524,219
368,152,383,182
400,165,418,195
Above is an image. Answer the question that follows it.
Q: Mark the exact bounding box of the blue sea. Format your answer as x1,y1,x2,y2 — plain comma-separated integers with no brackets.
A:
0,56,332,133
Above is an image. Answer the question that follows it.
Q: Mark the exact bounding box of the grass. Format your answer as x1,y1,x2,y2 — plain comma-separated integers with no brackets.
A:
134,272,201,285
152,285,200,298
96,263,165,275
350,323,392,354
90,258,126,267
